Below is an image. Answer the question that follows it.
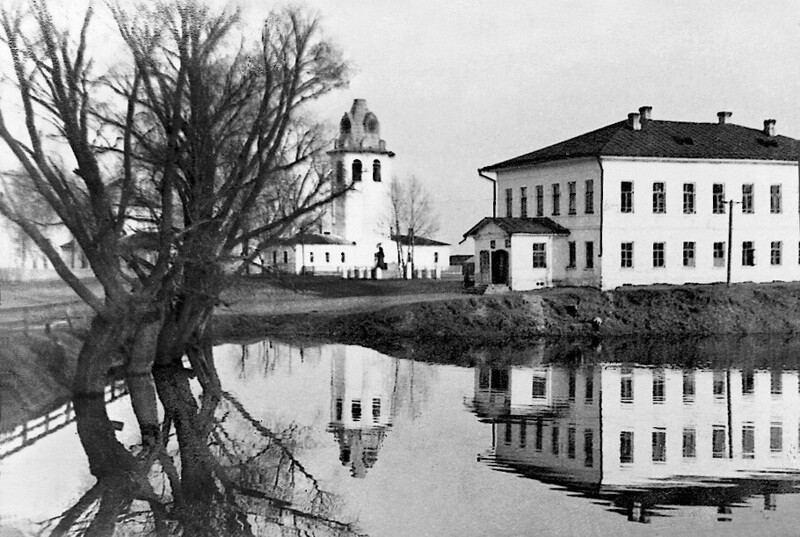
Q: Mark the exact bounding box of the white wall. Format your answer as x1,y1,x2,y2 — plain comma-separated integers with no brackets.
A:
600,157,800,289
331,152,394,266
495,158,602,288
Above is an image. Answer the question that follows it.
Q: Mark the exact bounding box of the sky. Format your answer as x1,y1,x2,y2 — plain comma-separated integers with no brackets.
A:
258,0,800,252
2,0,800,253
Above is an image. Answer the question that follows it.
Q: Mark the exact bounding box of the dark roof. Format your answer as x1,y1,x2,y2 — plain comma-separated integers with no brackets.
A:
483,118,799,170
391,234,450,247
463,217,570,238
278,233,355,246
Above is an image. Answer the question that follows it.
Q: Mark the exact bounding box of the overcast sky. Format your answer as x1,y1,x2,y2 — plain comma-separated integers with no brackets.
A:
4,1,800,253
266,0,800,252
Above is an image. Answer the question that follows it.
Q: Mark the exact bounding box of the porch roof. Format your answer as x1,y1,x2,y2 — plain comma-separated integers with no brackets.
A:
462,217,570,239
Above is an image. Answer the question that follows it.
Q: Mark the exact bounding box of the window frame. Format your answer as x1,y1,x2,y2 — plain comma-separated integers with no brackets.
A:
683,182,695,214
742,183,754,214
585,179,594,214
771,184,782,214
532,243,547,268
621,242,633,269
552,184,561,216
652,242,665,268
568,181,577,215
620,181,633,213
712,183,726,214
652,182,666,214
683,241,695,267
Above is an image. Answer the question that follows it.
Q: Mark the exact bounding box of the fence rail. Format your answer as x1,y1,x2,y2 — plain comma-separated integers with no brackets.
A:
0,380,128,460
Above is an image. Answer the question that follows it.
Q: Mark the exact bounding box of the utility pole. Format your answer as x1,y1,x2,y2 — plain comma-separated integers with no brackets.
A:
726,199,733,286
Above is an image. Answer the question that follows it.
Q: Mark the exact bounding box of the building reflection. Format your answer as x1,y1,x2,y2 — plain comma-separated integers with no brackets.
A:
472,350,800,523
228,340,430,479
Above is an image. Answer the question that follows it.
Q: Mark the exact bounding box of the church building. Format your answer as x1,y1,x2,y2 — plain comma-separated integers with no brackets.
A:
263,99,450,277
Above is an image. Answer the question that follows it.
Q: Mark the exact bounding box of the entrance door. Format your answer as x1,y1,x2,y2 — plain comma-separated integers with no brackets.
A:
491,250,509,284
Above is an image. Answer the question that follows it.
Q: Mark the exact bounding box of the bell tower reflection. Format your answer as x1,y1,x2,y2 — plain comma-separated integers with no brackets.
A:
328,346,397,478
473,348,800,523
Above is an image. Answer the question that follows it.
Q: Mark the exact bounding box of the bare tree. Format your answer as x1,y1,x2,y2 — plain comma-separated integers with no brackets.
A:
387,175,440,273
0,0,350,449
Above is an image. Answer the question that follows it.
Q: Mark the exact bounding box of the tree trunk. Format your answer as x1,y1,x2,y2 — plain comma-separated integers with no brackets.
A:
72,314,126,396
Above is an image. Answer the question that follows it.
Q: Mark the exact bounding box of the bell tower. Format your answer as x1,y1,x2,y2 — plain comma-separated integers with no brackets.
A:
328,99,395,266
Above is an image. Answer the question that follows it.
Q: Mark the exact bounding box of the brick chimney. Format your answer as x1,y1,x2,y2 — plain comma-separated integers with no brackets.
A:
717,111,732,124
628,112,641,131
639,106,652,121
763,119,776,136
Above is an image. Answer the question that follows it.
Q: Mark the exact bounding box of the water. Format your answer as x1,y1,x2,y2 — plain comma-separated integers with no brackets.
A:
2,336,800,536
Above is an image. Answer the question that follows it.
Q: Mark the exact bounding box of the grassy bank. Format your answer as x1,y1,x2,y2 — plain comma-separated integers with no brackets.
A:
221,280,800,345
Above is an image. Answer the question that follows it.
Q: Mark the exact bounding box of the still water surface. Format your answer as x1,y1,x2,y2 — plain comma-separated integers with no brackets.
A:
2,336,800,536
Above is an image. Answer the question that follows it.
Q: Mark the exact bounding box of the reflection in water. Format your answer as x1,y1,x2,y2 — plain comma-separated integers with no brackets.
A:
7,362,365,536
472,342,800,524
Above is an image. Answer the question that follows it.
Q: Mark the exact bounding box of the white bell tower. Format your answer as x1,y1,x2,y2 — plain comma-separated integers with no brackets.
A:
327,99,394,266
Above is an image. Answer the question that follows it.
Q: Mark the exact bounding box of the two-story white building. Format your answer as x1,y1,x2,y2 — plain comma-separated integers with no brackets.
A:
467,107,800,290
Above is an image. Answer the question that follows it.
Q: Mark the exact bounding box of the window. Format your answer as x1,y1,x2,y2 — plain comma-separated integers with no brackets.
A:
652,182,665,213
682,428,696,458
742,241,755,266
683,370,695,403
519,419,527,448
771,369,782,395
567,242,576,269
621,181,633,213
742,424,755,459
567,427,576,459
535,418,543,451
520,187,528,218
713,371,726,399
771,423,783,453
504,421,512,444
372,398,381,422
585,179,594,214
505,188,513,217
742,370,755,395
504,238,511,248
309,252,314,263
536,185,544,217
683,241,695,267
621,242,633,268
584,429,594,467
652,242,665,268
352,399,362,422
713,183,726,214
531,372,547,399
652,429,666,462
283,251,288,264
712,426,727,458
352,159,362,181
621,369,633,403
341,252,346,263
325,252,330,263
372,159,381,181
335,398,343,421
652,370,665,403
771,184,782,213
683,183,695,214
713,241,726,268
434,252,439,263
585,241,594,269
336,161,345,184
620,431,634,463
771,241,782,265
585,370,594,404
532,243,547,268
551,426,559,455
742,184,754,214
568,370,576,401
568,181,577,215
552,184,561,216
272,251,277,264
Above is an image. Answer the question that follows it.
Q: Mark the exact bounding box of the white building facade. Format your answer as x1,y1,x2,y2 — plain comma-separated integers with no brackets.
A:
471,107,800,290
263,99,450,277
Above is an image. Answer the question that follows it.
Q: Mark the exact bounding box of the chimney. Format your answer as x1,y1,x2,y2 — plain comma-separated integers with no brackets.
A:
639,106,652,121
628,112,641,131
763,119,776,136
717,111,732,124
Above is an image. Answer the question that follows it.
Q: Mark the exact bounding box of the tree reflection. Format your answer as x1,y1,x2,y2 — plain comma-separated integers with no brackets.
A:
44,365,363,536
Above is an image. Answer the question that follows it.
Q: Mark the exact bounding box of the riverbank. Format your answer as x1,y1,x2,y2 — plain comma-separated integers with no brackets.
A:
4,275,800,432
214,278,800,345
